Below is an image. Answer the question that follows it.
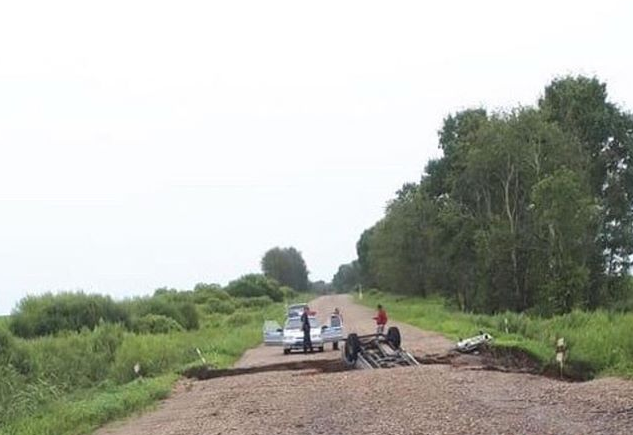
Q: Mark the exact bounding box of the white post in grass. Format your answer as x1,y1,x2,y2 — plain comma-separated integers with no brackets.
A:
358,285,363,300
196,347,207,365
556,337,566,378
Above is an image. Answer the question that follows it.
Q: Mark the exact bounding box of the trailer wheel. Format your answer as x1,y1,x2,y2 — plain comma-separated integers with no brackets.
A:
333,341,339,351
344,333,361,367
386,326,401,349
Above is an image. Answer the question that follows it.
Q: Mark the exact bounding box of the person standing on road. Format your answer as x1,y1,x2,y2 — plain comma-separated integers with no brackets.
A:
373,304,388,334
333,307,342,323
301,306,313,353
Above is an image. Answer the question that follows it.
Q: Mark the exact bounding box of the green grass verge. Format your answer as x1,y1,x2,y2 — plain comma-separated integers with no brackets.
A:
1,375,176,435
1,299,296,435
357,291,633,379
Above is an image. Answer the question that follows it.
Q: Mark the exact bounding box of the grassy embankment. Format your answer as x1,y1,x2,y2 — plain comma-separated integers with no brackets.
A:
357,290,633,379
1,284,300,435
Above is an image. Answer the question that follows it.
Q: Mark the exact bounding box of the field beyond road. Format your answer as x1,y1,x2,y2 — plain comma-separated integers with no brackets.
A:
95,295,633,435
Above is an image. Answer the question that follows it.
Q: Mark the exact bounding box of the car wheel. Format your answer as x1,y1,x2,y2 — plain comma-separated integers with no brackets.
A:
283,349,290,355
386,326,401,349
333,341,339,351
344,333,361,367
319,346,324,352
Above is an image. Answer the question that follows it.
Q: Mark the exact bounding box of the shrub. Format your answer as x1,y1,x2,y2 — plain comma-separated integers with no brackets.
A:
226,274,283,302
127,296,199,331
225,312,254,327
9,292,129,338
206,298,236,315
237,296,273,308
133,314,184,334
279,286,297,300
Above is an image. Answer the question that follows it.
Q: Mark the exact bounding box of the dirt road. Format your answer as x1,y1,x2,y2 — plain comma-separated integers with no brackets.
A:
96,295,633,435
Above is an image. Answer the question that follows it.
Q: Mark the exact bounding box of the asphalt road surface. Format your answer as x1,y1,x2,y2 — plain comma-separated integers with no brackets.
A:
96,295,633,435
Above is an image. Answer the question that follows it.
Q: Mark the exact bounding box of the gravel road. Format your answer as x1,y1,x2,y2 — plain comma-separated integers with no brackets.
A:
96,295,633,435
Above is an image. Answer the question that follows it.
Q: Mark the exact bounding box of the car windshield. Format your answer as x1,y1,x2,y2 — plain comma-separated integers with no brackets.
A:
285,318,319,329
288,304,307,311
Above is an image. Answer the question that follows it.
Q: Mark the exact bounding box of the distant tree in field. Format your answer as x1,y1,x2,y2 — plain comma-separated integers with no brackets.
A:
310,280,332,294
261,247,309,291
331,261,362,293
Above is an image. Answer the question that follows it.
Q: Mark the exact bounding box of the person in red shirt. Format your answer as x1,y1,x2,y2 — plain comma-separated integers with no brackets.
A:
373,304,388,334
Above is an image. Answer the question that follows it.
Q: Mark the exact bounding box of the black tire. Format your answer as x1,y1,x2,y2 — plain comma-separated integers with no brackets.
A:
333,341,339,351
283,348,290,355
319,346,324,352
344,333,361,367
386,326,401,349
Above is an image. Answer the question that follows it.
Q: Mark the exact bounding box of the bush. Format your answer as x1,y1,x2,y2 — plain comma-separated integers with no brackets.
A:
0,328,32,375
206,298,236,315
225,312,254,327
279,286,297,300
127,296,199,331
366,288,382,297
133,314,184,334
226,274,283,302
192,283,233,304
237,296,273,308
9,292,129,338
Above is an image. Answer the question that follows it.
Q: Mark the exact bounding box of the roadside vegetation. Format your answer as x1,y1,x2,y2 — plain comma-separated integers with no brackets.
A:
336,76,633,316
0,270,307,435
331,75,633,380
358,290,633,379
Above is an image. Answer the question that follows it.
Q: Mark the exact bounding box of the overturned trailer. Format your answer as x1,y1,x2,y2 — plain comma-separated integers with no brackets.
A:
342,327,419,369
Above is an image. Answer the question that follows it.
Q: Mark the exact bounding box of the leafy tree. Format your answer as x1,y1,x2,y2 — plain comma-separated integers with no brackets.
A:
540,76,633,304
261,247,310,291
339,75,633,314
331,261,362,292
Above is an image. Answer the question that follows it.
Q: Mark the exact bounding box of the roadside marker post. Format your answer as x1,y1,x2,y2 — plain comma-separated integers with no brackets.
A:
556,337,566,378
196,347,207,365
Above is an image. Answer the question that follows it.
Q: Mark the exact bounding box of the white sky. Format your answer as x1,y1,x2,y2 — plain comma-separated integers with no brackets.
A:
1,0,632,314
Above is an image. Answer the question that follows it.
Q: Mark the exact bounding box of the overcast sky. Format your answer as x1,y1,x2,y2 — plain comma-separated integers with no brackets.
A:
1,1,632,314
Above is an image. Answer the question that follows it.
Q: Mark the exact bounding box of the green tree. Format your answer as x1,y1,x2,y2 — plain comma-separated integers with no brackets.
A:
331,261,362,292
540,76,633,304
348,75,633,314
261,247,310,291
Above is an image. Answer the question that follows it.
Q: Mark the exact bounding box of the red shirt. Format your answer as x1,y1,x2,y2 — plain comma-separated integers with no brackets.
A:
374,309,387,325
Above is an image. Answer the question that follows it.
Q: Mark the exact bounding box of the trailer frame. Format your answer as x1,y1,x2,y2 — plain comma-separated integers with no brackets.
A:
342,327,419,369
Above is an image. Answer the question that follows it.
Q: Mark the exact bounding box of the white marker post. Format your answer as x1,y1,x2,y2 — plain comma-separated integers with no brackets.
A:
556,337,566,378
196,347,207,365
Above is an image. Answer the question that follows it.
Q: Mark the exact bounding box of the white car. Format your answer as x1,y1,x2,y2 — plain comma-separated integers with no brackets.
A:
263,316,324,353
263,314,344,354
286,303,310,318
281,316,324,354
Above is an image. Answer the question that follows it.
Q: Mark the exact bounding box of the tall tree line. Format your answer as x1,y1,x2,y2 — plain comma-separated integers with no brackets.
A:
341,76,633,314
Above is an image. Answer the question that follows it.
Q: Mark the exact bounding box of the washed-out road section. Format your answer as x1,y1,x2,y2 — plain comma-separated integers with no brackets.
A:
96,294,633,435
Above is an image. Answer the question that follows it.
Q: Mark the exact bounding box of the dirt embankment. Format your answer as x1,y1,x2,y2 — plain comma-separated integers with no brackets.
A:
96,295,633,435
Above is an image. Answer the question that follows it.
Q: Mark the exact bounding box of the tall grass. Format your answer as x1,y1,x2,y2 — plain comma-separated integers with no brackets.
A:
1,298,289,435
358,291,633,379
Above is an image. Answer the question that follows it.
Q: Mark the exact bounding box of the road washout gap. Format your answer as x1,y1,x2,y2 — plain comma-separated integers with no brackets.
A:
182,359,348,380
183,345,588,382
